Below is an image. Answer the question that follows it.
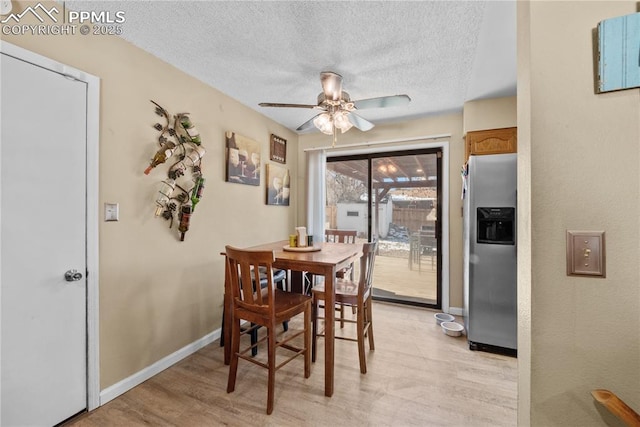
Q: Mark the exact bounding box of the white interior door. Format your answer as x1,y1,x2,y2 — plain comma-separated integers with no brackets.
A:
1,52,88,426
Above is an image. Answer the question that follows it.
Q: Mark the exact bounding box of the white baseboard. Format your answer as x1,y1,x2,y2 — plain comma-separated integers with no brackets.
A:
99,328,221,405
448,307,464,316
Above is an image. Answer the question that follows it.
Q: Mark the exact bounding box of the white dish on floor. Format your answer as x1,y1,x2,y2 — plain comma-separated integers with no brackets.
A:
434,313,455,325
441,321,465,337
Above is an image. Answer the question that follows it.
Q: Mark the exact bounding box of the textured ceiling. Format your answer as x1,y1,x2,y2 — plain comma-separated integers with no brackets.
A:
66,0,516,134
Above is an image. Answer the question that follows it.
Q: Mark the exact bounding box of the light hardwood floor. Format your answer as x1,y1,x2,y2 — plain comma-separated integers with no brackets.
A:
67,302,517,426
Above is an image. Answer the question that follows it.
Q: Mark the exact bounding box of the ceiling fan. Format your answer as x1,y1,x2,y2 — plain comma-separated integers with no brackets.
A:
259,71,410,145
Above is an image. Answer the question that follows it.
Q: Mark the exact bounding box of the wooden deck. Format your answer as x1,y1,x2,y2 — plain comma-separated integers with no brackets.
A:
360,252,438,304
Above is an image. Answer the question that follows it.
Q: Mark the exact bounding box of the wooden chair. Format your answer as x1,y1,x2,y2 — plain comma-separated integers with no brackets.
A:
325,228,357,243
225,246,311,414
219,254,288,358
325,228,358,278
311,240,377,374
324,229,358,323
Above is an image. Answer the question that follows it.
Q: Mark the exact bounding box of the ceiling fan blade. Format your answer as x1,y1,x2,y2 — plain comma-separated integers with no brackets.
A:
320,71,343,101
259,102,318,109
296,114,320,132
353,94,411,110
348,112,375,132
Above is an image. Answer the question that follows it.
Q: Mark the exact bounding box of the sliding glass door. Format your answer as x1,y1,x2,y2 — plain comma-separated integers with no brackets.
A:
326,148,442,308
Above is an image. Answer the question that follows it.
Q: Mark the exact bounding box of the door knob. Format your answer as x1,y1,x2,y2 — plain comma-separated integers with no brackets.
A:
64,269,83,282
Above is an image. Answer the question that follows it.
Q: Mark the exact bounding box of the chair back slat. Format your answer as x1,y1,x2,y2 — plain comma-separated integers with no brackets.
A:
358,240,378,298
225,245,276,314
325,229,357,244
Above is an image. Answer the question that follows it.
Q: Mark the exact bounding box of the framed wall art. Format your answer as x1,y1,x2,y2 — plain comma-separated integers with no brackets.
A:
596,12,640,93
269,134,287,164
266,163,290,206
225,131,261,186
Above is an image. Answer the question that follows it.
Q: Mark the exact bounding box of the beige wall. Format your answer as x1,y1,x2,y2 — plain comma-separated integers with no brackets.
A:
297,114,467,308
520,1,640,425
2,1,299,389
463,96,517,133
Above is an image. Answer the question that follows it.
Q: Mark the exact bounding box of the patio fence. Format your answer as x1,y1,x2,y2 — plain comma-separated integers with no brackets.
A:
326,205,431,234
392,208,431,233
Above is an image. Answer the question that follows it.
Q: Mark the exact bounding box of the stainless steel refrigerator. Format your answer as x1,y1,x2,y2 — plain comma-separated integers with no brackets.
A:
463,153,517,353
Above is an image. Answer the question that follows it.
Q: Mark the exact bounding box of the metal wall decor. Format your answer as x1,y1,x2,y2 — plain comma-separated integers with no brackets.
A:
269,134,287,164
144,100,206,241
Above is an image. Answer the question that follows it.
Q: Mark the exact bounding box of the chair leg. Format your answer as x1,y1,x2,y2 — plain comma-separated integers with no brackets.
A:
366,295,375,351
251,323,258,357
266,325,276,415
304,302,311,378
220,307,225,347
339,304,345,328
356,303,367,374
227,318,241,393
312,295,318,363
349,267,357,316
277,278,290,333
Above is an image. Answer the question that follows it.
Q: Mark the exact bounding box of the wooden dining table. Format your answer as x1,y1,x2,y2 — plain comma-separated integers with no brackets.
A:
222,239,362,397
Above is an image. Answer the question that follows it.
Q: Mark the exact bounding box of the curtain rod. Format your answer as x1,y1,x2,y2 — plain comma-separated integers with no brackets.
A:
302,133,452,152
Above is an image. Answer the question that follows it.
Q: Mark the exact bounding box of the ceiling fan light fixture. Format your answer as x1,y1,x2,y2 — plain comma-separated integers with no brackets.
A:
259,70,407,139
333,111,353,133
313,112,334,135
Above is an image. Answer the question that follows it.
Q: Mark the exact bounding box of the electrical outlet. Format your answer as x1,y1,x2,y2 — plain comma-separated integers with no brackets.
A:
566,231,605,277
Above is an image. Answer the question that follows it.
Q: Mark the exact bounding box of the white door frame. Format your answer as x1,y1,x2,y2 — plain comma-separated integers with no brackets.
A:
0,41,100,411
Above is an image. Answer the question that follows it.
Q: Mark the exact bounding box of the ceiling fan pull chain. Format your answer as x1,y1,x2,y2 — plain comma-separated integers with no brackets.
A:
332,124,337,148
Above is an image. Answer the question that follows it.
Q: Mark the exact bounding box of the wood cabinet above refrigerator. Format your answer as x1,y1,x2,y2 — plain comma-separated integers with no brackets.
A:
464,127,517,162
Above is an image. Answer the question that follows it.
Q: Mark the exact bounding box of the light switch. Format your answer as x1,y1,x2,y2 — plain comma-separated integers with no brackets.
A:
105,203,119,222
566,231,605,277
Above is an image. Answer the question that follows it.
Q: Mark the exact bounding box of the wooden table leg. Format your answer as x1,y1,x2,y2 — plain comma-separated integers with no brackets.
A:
324,267,335,397
289,270,305,294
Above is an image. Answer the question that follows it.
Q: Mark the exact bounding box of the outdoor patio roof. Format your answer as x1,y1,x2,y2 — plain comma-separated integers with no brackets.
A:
327,153,439,200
